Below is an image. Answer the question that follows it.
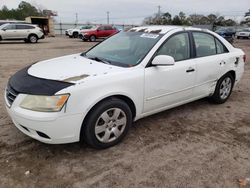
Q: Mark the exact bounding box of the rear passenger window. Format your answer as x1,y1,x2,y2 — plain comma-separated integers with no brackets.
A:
16,25,34,29
156,32,190,61
215,39,228,54
104,26,112,30
193,32,216,57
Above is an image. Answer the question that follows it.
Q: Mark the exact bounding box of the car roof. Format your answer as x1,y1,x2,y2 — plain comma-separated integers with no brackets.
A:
6,23,36,26
130,25,204,34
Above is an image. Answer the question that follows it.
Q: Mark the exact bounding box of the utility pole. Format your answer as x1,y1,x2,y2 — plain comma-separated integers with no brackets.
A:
107,11,110,24
157,5,161,16
75,13,78,26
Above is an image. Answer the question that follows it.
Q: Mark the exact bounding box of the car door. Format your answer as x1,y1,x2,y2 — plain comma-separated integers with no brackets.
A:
16,24,28,38
97,26,106,37
144,32,196,113
1,24,17,39
104,26,116,37
192,32,230,97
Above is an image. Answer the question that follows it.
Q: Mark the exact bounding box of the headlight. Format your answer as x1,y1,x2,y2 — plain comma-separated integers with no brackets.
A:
20,94,69,112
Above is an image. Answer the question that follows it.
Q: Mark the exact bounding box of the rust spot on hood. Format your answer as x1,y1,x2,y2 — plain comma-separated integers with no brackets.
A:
63,74,89,82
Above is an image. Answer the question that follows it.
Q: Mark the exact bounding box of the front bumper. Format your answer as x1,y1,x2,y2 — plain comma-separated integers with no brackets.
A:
5,93,83,144
79,33,89,40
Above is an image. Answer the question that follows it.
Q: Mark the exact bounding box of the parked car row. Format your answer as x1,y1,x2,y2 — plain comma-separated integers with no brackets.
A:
66,25,119,42
65,25,95,38
215,27,250,42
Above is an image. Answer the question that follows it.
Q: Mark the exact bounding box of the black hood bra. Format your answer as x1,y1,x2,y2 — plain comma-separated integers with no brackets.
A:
8,66,74,96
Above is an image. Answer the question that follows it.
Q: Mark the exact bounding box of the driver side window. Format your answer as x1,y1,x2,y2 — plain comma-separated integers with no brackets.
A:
156,32,190,61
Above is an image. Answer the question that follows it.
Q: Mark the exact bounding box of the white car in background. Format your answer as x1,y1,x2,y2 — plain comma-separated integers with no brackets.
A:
236,28,250,39
0,23,44,43
66,25,94,38
5,26,245,149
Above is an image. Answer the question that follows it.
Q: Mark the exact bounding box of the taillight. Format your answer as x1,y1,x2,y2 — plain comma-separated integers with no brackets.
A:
243,54,246,63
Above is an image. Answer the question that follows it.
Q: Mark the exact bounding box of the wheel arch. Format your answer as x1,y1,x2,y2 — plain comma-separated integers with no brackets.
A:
28,33,38,39
227,70,236,82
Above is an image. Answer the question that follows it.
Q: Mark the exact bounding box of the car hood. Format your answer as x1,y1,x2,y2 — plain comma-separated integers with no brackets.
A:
28,54,126,84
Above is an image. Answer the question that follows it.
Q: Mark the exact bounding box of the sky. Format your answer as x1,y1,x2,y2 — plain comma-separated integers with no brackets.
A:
1,0,249,24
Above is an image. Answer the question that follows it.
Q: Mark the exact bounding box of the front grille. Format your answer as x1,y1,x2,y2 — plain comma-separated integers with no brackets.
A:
5,84,19,106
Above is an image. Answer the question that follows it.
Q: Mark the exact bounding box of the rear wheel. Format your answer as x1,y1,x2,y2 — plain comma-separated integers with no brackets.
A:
82,98,132,149
210,73,234,104
28,35,38,43
89,35,96,42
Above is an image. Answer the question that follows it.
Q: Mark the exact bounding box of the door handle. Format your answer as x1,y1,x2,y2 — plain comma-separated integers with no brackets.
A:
186,67,195,73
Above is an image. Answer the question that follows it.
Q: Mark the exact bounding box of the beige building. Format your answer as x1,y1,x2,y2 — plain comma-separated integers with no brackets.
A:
25,16,55,36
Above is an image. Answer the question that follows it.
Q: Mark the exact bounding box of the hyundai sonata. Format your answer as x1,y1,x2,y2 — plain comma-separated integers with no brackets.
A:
5,26,245,149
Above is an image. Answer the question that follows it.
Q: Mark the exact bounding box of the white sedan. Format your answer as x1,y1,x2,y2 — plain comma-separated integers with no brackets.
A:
236,28,250,39
5,26,245,149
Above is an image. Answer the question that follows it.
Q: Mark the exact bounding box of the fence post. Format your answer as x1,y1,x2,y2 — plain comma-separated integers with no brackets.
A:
60,22,62,35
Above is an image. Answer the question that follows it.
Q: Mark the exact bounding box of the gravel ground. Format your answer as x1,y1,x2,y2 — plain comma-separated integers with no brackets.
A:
0,37,250,188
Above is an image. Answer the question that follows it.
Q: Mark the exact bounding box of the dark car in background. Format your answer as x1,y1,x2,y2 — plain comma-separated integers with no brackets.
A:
215,27,236,43
79,25,118,42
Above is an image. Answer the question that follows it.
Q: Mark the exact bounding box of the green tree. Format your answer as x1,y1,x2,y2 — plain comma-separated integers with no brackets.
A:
172,15,182,25
0,1,45,20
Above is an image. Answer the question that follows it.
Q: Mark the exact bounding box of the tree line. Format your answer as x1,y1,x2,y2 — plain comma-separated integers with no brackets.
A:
143,11,238,28
0,1,46,20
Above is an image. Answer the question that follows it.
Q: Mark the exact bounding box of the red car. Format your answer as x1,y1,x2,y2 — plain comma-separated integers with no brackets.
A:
79,25,118,42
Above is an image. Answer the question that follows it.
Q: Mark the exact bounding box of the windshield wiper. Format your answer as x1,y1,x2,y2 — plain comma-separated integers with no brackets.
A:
88,56,111,65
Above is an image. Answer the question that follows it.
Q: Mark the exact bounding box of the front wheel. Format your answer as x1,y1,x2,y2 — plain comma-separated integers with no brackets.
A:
82,98,132,149
89,35,96,42
210,73,234,104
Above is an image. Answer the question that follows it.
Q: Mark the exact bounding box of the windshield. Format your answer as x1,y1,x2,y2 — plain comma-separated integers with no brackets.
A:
0,23,9,29
83,31,163,67
216,28,226,32
81,25,94,30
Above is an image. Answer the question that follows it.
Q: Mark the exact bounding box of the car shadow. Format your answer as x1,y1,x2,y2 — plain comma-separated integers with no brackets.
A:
22,98,210,153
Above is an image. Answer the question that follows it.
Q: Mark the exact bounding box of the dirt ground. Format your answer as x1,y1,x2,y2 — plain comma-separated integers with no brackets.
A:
0,37,250,188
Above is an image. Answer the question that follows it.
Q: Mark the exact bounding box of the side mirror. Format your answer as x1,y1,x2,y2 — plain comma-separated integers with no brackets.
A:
151,55,175,66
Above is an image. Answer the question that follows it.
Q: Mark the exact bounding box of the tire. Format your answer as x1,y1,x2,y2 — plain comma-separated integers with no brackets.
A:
81,98,132,149
28,35,38,43
0,36,2,41
210,73,234,104
89,35,96,42
236,36,240,39
73,32,78,38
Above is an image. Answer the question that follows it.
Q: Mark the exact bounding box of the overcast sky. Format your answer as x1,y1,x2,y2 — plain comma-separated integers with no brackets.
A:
1,0,249,24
